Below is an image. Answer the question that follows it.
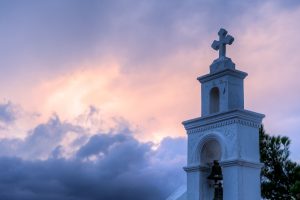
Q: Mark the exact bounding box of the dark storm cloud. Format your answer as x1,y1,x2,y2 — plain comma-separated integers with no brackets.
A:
0,114,84,159
0,125,186,200
0,104,186,200
20,114,84,159
76,133,128,158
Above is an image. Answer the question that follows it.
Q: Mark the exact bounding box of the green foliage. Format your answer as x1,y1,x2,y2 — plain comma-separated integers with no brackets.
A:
291,166,300,199
260,125,300,199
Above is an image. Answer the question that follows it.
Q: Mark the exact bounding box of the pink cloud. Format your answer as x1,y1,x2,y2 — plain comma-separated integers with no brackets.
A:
0,0,299,160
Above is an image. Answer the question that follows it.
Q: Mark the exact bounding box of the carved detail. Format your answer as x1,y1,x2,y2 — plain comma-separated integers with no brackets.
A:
223,128,234,139
187,118,260,134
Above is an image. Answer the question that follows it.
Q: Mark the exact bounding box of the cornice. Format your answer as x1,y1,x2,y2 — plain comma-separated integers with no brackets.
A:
197,68,248,83
182,109,264,134
184,160,263,172
183,165,209,172
221,159,264,169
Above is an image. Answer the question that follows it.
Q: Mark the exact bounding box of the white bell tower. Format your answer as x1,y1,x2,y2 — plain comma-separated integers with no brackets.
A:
182,28,264,200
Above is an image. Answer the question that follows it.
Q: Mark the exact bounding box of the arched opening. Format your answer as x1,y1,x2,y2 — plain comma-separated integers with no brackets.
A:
209,87,220,114
200,139,222,199
200,139,222,166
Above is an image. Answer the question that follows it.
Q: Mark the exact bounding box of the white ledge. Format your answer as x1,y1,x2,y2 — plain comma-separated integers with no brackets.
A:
183,165,209,172
197,68,247,83
182,109,264,133
221,159,264,169
184,159,263,172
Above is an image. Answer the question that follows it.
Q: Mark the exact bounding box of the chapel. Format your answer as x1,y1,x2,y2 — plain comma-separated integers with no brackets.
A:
169,28,265,200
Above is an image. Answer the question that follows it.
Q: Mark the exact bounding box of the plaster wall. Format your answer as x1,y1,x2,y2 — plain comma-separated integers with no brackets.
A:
222,164,261,200
201,75,244,117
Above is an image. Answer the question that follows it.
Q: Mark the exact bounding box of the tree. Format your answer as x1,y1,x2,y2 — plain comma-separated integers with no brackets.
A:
259,125,300,199
291,166,300,199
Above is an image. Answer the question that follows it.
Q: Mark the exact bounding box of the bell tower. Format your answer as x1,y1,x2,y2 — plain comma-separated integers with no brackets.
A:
182,28,264,200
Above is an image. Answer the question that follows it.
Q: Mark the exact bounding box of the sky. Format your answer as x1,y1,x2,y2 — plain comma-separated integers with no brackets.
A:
0,0,300,199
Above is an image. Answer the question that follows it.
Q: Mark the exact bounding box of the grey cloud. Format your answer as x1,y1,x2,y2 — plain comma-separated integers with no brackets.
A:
76,133,128,159
0,114,85,159
0,105,136,160
0,101,18,125
21,114,83,159
155,137,186,160
0,108,186,199
0,138,22,156
0,132,186,200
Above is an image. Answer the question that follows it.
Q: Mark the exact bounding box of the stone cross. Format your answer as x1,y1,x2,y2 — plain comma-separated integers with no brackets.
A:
211,28,234,58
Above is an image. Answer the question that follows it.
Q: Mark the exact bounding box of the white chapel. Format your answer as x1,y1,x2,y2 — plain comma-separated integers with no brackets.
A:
169,28,265,200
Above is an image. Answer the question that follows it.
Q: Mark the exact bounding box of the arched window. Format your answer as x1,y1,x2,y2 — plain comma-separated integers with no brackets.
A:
209,87,220,114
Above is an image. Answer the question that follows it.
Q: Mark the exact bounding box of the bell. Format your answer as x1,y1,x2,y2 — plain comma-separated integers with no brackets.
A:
207,160,223,181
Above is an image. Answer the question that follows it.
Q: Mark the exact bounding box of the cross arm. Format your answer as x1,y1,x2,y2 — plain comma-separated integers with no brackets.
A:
224,35,234,45
211,40,220,50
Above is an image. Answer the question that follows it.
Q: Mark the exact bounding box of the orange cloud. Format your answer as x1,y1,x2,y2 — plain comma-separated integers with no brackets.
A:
28,53,208,142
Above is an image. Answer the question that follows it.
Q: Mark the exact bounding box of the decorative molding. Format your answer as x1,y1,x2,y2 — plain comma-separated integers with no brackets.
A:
186,118,260,134
221,159,263,169
183,109,264,135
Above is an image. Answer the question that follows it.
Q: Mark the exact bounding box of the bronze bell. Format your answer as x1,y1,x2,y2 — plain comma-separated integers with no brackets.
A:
207,160,223,181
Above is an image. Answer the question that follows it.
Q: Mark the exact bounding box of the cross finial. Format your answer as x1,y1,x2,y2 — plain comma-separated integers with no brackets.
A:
211,28,234,58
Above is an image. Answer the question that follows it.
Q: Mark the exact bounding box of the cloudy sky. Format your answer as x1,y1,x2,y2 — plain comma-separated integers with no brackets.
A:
0,0,300,199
